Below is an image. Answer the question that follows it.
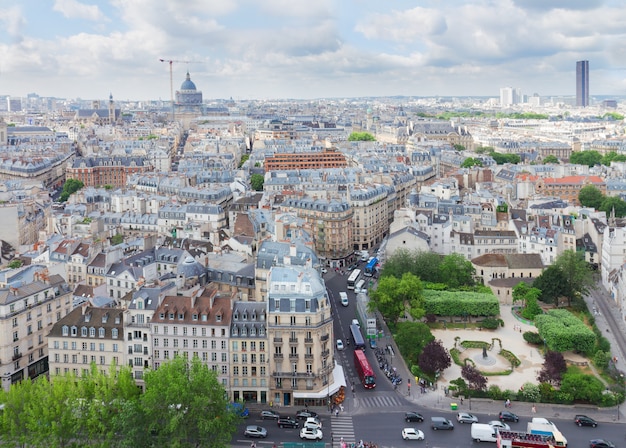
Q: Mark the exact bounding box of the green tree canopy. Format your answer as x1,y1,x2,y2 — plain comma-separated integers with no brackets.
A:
543,155,559,164
552,250,594,307
368,272,424,323
348,132,375,141
59,178,85,202
439,253,475,288
461,157,483,168
601,151,626,166
379,249,443,283
250,173,265,191
453,144,465,151
599,195,626,218
489,151,521,165
569,150,602,167
578,185,605,210
533,265,568,305
394,321,434,365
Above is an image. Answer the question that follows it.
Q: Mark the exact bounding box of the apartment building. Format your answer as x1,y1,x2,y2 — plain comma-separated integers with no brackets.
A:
0,267,72,390
280,196,354,266
450,229,518,260
267,266,341,407
264,148,348,172
48,305,124,378
66,156,153,188
230,301,268,404
471,253,544,286
535,175,605,207
150,288,234,389
350,185,389,251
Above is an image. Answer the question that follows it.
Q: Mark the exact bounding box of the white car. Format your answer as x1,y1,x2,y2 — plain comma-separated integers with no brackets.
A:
402,428,425,440
321,268,328,274
300,427,323,440
305,417,322,429
336,339,344,351
488,420,510,431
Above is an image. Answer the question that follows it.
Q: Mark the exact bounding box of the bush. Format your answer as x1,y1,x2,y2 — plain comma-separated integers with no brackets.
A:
517,382,541,403
523,331,543,345
538,383,556,402
480,318,500,330
499,349,521,367
593,350,610,370
487,385,503,400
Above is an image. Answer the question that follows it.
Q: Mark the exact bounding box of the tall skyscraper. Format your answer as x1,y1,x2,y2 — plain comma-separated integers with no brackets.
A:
576,60,589,107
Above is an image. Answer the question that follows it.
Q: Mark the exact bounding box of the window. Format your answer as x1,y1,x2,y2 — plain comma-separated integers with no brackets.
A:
89,327,96,337
62,325,69,336
99,328,105,338
112,329,118,339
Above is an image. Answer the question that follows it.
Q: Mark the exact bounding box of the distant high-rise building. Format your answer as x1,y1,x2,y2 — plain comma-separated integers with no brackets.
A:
499,87,522,107
576,60,589,107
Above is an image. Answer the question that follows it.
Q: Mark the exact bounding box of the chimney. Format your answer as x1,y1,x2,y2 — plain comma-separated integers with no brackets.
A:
81,302,89,315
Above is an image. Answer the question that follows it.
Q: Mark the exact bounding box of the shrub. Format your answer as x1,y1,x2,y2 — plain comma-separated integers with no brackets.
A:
487,385,503,400
480,318,500,330
538,383,556,402
593,350,610,370
523,331,543,345
499,349,521,367
517,382,541,403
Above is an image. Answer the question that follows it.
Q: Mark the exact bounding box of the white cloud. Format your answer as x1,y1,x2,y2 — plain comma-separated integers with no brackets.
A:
53,0,106,21
0,6,26,41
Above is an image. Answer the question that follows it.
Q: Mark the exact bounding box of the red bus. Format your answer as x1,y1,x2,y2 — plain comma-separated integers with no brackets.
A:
354,349,376,389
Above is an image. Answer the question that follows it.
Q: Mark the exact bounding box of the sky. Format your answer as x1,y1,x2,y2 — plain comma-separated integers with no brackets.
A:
1,0,625,101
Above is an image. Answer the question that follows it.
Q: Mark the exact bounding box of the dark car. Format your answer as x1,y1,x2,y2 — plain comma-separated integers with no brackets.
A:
589,439,615,448
260,410,280,420
405,412,424,423
296,410,318,420
369,338,377,349
277,417,299,429
498,411,519,422
575,415,598,427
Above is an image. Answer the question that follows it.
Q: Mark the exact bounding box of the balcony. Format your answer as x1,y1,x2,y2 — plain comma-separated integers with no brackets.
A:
289,338,298,344
12,352,22,361
289,353,299,360
304,338,313,344
320,334,329,342
321,350,330,358
272,371,315,378
273,337,283,343
273,353,283,360
304,354,314,360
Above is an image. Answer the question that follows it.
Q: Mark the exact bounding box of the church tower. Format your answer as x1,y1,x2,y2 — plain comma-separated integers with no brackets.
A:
108,93,115,125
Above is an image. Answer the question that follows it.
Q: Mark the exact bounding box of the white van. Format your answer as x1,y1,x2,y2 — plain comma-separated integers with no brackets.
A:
339,292,349,307
354,279,366,294
471,423,497,443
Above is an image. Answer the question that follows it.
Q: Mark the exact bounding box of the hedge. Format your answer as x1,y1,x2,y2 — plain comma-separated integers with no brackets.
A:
422,289,500,317
534,309,595,354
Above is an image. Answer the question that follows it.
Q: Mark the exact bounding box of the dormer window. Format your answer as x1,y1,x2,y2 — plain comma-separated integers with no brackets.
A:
99,328,105,338
259,326,266,336
231,326,237,336
216,313,222,322
241,327,247,336
81,327,88,337
178,313,184,320
85,313,91,323
115,316,120,324
169,313,174,320
233,312,239,321
159,313,165,319
102,313,108,324
250,327,256,336
192,314,198,321
252,312,256,321
89,327,96,337
71,326,77,336
62,325,69,336
112,328,118,339
242,312,248,321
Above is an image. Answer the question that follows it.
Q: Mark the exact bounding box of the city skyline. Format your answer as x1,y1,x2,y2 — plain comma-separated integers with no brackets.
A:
1,0,625,101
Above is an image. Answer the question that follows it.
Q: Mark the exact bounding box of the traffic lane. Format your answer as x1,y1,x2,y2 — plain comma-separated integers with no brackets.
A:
232,415,330,447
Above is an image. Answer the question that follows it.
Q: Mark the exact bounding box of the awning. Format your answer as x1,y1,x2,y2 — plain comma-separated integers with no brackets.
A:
293,362,346,399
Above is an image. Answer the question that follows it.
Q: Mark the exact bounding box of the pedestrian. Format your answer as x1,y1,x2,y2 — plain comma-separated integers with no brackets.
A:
532,404,536,414
460,397,464,404
505,398,511,408
335,408,339,417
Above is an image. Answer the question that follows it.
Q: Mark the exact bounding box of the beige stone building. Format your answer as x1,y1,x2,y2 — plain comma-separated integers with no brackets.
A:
48,305,125,378
350,185,389,251
150,287,234,389
471,253,544,290
267,265,343,407
0,267,71,390
229,301,269,404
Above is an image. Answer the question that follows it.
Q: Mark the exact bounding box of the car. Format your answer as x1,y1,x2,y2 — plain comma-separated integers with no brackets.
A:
244,425,268,438
260,410,280,420
321,268,328,274
405,412,424,423
369,338,377,349
488,420,510,431
402,428,425,440
348,264,358,270
431,416,454,430
300,427,323,440
575,415,598,427
304,417,322,429
457,412,478,424
277,417,299,429
589,439,615,448
296,410,318,420
336,339,344,351
498,411,519,422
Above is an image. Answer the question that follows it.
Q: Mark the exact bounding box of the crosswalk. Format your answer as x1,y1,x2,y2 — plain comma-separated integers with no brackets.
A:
354,394,403,408
330,415,355,447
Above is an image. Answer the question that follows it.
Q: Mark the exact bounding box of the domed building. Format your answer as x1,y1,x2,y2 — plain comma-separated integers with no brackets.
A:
175,72,203,128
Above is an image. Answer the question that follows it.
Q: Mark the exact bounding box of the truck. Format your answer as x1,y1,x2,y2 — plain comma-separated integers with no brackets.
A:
471,423,497,442
497,430,558,448
526,422,567,447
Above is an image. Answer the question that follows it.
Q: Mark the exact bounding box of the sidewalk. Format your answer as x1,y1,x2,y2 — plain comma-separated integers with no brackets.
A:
376,305,624,423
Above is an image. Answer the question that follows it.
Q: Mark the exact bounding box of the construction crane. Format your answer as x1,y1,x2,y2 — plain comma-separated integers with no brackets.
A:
159,58,198,122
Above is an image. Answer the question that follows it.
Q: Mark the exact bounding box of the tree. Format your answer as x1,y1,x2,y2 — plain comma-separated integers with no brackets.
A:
512,282,542,319
553,250,594,307
59,178,84,202
537,351,567,386
250,173,265,191
461,157,483,168
461,364,487,392
439,253,475,288
411,251,443,283
348,132,375,141
559,372,605,403
418,340,451,375
368,272,424,323
532,265,568,305
394,322,434,365
569,150,602,167
7,260,22,269
110,233,124,246
490,151,521,165
379,248,416,279
453,144,465,151
578,185,604,210
601,151,626,166
600,196,626,218
543,155,559,164
141,356,237,447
